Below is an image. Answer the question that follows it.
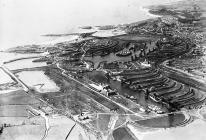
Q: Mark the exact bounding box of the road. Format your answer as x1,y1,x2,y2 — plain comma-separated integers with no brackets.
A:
159,61,206,92
1,65,51,139
29,107,50,140
56,63,143,118
1,65,29,92
0,64,100,138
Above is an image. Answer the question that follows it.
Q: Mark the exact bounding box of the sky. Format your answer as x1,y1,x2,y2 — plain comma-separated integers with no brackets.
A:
0,0,181,50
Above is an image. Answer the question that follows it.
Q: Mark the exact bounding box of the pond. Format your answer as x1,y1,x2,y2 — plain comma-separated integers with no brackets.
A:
16,71,60,93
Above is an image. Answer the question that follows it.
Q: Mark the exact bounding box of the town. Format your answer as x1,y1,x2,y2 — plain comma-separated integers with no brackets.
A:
1,1,206,139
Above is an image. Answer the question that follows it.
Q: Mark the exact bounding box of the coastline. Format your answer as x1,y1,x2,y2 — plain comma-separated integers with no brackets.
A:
0,5,161,53
139,6,161,18
0,0,206,139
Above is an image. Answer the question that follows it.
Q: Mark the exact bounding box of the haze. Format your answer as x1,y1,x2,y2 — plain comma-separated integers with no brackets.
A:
0,0,180,50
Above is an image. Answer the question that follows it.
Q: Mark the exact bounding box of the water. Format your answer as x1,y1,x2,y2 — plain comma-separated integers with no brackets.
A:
4,58,47,70
84,53,132,69
0,52,42,64
16,71,60,93
0,0,181,50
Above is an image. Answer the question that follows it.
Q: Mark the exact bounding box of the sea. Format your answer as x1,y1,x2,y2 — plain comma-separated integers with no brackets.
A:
0,0,181,51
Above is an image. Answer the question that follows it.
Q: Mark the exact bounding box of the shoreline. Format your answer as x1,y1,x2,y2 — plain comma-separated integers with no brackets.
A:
0,5,161,53
3,56,41,64
0,1,205,140
139,6,161,18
